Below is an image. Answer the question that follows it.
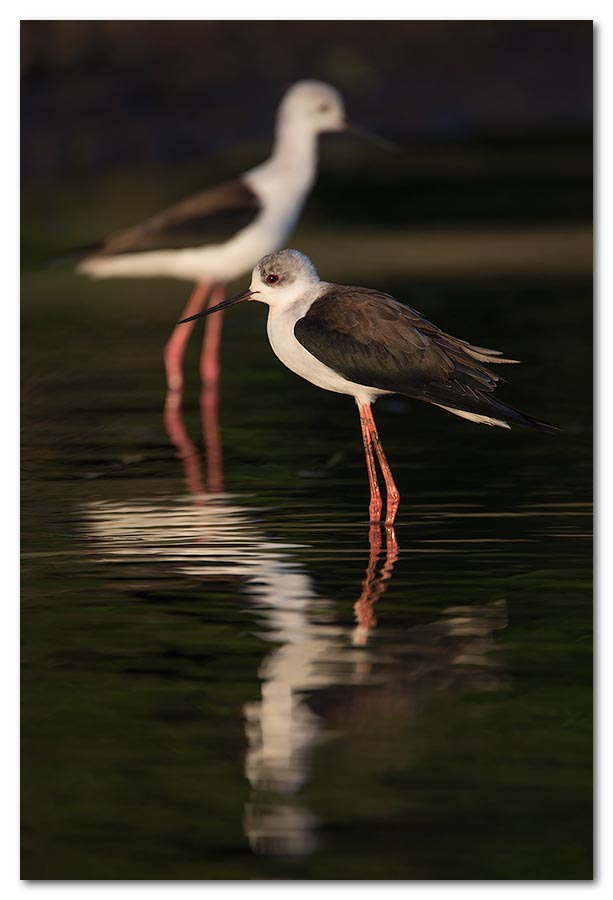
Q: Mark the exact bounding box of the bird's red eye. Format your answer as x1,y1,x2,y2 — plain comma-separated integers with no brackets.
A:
267,274,279,285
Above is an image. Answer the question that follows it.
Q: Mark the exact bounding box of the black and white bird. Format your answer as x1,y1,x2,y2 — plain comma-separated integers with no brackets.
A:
179,249,556,525
78,81,348,399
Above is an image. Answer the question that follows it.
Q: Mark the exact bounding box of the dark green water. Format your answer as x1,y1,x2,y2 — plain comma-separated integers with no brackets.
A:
22,233,592,878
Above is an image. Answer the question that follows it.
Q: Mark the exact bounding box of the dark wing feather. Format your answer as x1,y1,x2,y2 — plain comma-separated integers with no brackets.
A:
294,286,555,431
91,178,261,257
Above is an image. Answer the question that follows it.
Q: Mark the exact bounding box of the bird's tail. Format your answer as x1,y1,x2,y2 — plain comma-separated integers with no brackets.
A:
432,396,558,433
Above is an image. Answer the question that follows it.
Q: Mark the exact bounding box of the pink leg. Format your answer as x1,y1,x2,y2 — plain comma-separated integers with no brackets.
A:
361,404,400,526
200,285,225,390
164,283,210,398
359,404,383,524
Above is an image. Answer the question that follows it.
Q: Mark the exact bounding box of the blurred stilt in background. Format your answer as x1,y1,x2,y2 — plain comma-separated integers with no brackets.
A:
76,81,349,405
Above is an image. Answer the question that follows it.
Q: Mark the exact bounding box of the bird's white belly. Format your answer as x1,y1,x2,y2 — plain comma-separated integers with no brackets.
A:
266,303,386,406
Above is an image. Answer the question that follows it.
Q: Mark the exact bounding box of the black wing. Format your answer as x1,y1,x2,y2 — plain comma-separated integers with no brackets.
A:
294,286,556,431
90,178,261,257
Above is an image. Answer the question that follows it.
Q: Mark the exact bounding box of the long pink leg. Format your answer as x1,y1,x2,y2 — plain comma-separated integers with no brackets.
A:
358,404,383,524
164,282,210,399
200,285,225,390
361,404,400,526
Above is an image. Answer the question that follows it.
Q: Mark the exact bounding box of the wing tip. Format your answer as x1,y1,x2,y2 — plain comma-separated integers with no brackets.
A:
524,417,560,435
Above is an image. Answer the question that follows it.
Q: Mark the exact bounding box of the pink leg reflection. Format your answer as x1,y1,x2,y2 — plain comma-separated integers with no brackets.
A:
353,524,399,648
163,391,224,498
200,384,223,495
163,401,205,499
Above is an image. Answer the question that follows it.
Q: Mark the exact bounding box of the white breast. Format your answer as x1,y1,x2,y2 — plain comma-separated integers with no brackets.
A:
265,297,387,407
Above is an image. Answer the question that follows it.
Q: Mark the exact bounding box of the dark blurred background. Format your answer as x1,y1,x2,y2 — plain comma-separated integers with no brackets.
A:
22,20,592,176
21,20,593,267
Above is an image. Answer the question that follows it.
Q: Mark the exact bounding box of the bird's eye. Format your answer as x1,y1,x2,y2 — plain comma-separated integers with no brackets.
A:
318,103,330,113
266,273,280,285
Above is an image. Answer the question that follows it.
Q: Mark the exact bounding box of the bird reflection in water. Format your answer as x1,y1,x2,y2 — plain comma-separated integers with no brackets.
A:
241,541,507,857
242,522,399,858
163,400,401,856
84,402,508,860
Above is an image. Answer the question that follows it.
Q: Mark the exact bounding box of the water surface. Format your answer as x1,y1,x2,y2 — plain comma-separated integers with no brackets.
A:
21,223,592,879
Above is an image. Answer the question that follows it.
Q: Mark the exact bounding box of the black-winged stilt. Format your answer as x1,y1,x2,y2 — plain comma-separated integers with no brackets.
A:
179,249,557,525
77,81,349,403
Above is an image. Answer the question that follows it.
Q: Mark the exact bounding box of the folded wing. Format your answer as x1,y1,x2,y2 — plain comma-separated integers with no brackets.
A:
294,286,555,431
89,178,262,257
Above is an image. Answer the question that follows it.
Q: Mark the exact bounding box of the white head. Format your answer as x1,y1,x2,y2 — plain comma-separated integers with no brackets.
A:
249,249,320,308
276,80,346,136
177,250,321,324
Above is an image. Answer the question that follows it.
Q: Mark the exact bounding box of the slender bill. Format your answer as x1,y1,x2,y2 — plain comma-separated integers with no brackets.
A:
178,290,254,324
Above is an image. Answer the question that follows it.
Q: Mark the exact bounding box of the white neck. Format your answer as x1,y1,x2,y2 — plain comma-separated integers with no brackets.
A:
272,118,318,172
247,118,319,200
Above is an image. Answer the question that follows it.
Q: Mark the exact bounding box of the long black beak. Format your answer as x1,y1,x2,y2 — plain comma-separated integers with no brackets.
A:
346,122,398,152
178,289,253,324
